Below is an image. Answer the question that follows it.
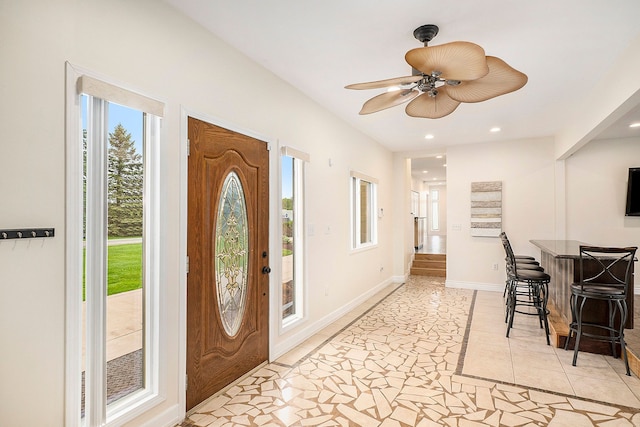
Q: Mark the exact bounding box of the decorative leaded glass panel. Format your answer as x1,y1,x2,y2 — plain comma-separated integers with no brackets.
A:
215,171,249,336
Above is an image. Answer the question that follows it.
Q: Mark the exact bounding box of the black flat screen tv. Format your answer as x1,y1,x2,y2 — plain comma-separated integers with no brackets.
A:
626,167,640,216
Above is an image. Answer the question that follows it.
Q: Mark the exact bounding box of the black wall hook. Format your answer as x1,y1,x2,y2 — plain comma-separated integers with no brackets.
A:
0,228,55,240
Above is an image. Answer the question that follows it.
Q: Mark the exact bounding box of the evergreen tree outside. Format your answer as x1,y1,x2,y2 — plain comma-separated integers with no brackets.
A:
108,123,143,237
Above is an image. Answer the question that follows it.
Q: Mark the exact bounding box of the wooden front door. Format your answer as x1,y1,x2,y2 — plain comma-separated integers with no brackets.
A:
186,117,270,410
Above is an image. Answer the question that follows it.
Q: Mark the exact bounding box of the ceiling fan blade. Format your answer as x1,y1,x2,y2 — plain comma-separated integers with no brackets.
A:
346,75,423,90
359,89,420,114
405,87,460,119
446,56,528,103
405,41,489,81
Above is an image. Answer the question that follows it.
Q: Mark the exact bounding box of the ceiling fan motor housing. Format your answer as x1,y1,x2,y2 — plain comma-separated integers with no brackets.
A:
413,24,439,45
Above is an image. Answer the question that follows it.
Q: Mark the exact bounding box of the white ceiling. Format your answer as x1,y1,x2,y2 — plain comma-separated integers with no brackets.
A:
164,0,640,181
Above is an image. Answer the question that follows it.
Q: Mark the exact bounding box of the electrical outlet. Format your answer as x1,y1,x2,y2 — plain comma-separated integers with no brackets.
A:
492,263,499,271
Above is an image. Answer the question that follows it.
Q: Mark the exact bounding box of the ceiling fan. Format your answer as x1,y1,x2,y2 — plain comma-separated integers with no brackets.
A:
345,24,528,119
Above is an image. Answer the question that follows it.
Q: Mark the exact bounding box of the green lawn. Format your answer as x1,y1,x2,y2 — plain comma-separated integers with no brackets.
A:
107,243,143,295
83,242,142,299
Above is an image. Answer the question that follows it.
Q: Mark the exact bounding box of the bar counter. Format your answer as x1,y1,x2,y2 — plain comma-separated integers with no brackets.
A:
530,239,634,331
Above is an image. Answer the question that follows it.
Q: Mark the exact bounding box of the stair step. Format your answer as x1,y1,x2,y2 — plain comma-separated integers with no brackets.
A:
412,260,445,269
414,253,446,261
410,267,446,277
411,253,446,278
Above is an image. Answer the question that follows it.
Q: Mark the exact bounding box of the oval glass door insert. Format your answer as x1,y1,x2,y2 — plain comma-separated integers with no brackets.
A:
215,171,249,336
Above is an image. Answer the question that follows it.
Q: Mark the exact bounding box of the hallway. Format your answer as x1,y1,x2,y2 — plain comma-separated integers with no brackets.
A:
416,235,446,255
179,276,640,426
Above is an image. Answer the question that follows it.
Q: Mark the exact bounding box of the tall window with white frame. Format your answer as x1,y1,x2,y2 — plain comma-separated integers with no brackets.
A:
281,148,308,326
351,172,378,249
431,188,440,231
68,70,163,427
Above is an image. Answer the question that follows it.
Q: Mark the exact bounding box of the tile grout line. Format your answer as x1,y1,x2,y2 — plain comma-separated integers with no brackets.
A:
455,289,476,376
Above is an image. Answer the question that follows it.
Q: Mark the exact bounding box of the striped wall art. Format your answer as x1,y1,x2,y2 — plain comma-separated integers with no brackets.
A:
470,181,502,237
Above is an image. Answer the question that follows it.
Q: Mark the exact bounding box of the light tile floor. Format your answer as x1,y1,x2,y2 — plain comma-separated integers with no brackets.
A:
179,276,640,426
465,290,640,409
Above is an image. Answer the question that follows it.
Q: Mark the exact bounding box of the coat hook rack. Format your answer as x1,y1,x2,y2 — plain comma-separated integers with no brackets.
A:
0,228,55,240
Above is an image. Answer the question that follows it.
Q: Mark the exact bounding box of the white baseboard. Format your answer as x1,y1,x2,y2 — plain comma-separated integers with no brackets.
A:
131,404,184,427
392,274,408,283
445,279,503,293
271,277,398,359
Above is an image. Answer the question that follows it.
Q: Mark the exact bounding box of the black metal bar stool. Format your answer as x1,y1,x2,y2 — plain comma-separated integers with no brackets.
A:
500,232,543,297
501,233,551,345
564,245,637,376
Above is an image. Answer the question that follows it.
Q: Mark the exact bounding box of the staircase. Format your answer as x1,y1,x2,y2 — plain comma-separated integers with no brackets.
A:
410,253,446,277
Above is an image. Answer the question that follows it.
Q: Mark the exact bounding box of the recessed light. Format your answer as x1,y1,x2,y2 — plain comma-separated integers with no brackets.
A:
436,155,443,159
490,127,501,133
425,134,434,139
629,122,640,128
443,163,447,167
422,170,428,173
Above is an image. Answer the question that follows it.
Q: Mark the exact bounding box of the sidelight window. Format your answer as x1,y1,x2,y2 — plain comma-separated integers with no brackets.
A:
66,65,164,427
281,147,308,327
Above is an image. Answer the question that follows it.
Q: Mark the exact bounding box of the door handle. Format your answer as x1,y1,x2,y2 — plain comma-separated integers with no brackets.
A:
262,266,271,274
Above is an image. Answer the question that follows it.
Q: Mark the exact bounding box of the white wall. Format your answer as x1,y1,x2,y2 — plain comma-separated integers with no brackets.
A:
392,157,414,279
565,137,640,247
445,137,556,290
556,34,640,159
0,1,395,426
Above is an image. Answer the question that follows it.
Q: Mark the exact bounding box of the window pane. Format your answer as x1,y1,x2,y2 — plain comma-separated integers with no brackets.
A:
76,77,161,426
359,180,371,244
105,103,144,405
351,175,377,249
81,95,88,419
282,156,294,319
431,190,439,231
359,180,373,244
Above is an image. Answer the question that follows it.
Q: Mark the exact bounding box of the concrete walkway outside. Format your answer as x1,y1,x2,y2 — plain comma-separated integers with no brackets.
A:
81,254,292,370
82,289,143,370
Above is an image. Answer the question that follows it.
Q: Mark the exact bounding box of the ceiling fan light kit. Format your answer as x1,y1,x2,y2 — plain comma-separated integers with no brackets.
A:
346,24,527,119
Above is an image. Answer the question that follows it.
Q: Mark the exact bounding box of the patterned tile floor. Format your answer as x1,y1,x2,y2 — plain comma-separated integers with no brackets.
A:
178,276,640,426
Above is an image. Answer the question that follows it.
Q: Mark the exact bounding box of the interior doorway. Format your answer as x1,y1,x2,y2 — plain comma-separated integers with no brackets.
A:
410,156,447,255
